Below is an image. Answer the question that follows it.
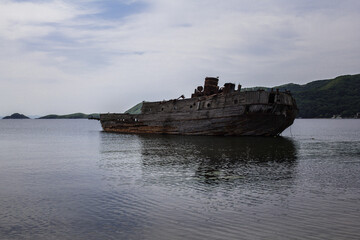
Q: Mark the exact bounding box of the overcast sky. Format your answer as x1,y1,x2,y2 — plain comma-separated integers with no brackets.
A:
0,0,359,116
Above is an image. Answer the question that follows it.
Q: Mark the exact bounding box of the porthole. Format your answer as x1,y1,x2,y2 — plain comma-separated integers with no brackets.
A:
190,105,193,108
207,103,211,107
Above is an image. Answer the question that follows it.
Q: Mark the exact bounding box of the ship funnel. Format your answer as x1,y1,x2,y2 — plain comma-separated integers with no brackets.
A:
204,77,219,95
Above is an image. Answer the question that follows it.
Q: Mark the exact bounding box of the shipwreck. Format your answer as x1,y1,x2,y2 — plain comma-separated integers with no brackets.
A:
98,77,298,136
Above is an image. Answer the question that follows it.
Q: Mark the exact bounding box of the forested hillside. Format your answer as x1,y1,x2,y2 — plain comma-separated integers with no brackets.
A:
275,74,360,118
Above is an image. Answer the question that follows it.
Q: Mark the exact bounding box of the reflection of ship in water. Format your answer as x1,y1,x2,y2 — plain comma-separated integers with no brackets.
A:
138,135,297,184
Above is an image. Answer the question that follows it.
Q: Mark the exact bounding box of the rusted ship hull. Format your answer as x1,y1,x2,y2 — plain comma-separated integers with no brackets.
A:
100,79,298,136
100,108,296,136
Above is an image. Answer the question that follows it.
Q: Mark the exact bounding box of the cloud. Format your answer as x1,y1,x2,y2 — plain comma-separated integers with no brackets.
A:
0,0,94,39
0,0,359,115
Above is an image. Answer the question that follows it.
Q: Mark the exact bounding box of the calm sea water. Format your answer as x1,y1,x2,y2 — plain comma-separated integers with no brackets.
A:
0,119,359,239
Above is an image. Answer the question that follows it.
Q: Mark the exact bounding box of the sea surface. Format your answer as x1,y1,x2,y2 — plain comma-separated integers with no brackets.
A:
0,119,359,240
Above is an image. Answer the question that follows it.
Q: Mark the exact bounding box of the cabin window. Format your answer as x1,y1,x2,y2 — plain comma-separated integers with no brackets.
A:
161,107,164,111
207,103,211,107
190,105,193,109
234,99,238,104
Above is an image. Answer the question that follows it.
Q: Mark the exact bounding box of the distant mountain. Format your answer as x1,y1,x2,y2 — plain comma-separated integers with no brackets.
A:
275,74,360,118
3,113,30,119
38,113,100,119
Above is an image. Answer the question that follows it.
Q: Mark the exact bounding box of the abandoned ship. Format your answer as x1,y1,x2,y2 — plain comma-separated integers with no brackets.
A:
99,77,298,136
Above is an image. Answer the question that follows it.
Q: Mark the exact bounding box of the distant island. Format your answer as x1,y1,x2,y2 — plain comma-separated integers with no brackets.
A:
247,74,360,118
38,113,100,119
3,113,30,119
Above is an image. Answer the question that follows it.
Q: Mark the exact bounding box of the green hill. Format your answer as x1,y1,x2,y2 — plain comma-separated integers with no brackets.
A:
125,102,143,114
275,74,360,118
39,113,100,119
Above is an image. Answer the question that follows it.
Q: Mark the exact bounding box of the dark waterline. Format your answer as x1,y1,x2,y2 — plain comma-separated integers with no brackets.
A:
0,119,359,239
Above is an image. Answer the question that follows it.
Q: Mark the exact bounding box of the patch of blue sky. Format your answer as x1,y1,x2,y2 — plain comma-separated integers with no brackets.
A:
21,31,146,71
82,1,148,21
23,29,146,55
21,31,78,53
9,0,31,2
